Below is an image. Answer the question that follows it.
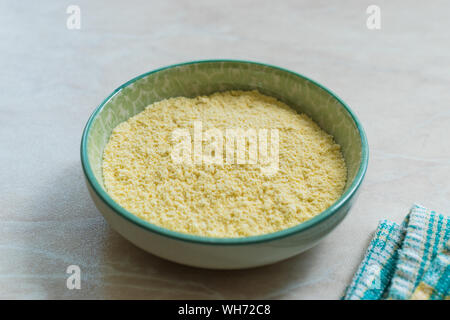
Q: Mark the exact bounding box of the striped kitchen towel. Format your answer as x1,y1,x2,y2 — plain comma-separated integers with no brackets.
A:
343,204,450,300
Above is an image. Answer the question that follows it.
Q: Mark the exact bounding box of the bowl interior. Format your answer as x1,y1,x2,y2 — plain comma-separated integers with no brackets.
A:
85,61,364,196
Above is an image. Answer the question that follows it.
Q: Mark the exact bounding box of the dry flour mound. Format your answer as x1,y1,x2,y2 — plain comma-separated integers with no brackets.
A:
102,90,347,237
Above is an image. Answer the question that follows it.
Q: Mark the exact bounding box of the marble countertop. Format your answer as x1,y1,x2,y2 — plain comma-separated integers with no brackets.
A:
1,0,449,299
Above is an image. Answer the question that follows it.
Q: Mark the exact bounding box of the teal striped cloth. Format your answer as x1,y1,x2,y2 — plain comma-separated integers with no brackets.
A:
343,204,450,300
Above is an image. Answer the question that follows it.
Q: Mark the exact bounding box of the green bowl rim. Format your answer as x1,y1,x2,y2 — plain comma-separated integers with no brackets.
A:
80,59,369,245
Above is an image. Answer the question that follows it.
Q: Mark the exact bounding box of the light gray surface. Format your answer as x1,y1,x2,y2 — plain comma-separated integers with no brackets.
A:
1,0,449,299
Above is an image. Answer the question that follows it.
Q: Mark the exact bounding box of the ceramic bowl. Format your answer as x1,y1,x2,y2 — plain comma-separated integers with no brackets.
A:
81,60,368,269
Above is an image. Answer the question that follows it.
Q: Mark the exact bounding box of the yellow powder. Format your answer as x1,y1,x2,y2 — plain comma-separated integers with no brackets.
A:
102,90,347,237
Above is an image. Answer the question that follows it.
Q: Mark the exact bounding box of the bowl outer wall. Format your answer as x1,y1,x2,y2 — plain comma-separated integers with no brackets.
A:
85,175,360,269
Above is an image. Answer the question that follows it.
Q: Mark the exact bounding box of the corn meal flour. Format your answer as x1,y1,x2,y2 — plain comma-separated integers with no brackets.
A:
102,90,347,237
